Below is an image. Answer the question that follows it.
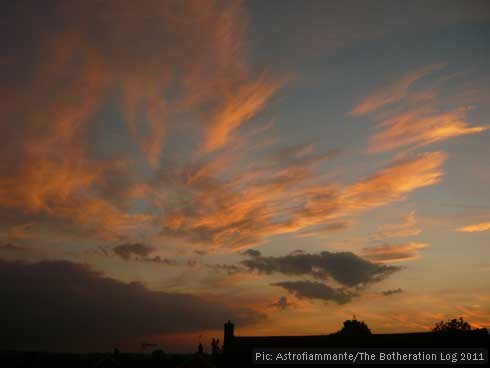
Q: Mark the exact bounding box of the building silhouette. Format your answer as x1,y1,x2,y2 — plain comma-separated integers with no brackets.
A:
222,320,490,367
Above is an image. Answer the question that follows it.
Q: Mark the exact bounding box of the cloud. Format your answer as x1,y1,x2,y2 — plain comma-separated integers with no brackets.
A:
343,152,446,210
380,288,403,296
113,243,156,260
373,211,421,239
0,259,262,352
350,65,488,154
206,263,243,275
0,0,280,241
0,243,27,252
349,64,445,117
0,223,33,240
203,74,283,152
2,12,449,253
157,144,340,250
242,250,399,287
1,2,450,253
362,242,429,263
368,106,488,153
456,221,490,233
143,256,178,266
158,150,445,250
242,249,262,258
269,296,295,310
112,244,178,265
272,281,355,304
295,221,350,238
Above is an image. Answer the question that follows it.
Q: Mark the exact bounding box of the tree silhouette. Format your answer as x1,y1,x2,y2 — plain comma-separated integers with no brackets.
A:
336,317,372,336
151,349,166,362
433,317,471,334
197,342,204,355
211,338,221,356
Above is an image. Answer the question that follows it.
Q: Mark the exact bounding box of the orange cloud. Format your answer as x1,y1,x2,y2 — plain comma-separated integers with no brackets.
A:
0,5,451,252
373,210,421,239
369,106,488,153
350,65,489,154
0,0,282,240
343,152,446,210
294,222,351,238
456,221,490,233
156,150,445,251
203,74,283,153
362,242,429,263
349,64,445,117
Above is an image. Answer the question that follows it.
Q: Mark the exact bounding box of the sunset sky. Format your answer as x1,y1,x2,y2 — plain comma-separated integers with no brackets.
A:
1,0,489,353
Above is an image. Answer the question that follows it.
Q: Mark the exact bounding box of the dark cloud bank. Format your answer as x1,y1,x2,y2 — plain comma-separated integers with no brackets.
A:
0,259,262,352
242,250,400,304
241,249,398,287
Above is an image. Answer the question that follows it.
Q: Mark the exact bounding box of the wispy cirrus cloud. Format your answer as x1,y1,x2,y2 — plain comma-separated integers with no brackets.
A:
343,152,446,210
368,106,488,153
1,2,450,253
295,221,350,238
350,64,488,154
373,210,421,239
349,64,445,117
156,143,341,250
0,0,281,242
203,74,284,153
456,221,490,233
362,242,429,263
0,4,453,256
156,150,445,250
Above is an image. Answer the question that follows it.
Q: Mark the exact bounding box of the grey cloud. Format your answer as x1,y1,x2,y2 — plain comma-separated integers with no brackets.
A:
113,243,155,260
242,249,261,258
242,250,399,287
0,259,263,352
143,256,178,265
270,296,293,310
381,288,403,296
273,281,355,304
206,263,243,275
317,222,349,231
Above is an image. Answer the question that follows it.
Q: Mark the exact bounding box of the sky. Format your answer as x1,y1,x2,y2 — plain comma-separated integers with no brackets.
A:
1,0,489,354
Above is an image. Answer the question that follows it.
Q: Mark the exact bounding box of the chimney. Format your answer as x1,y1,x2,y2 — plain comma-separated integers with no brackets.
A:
223,320,234,355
